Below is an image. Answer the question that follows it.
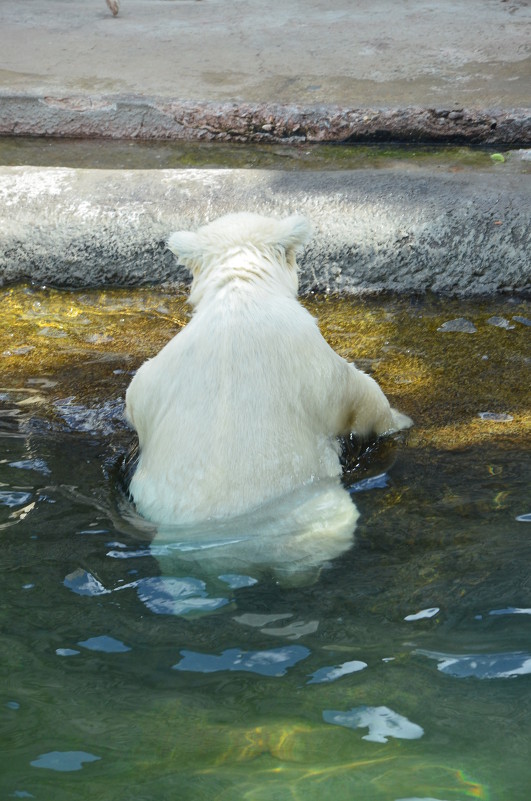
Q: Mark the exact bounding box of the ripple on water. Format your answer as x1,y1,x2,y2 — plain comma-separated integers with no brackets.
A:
135,576,229,616
307,659,368,685
63,567,231,616
218,573,258,589
30,751,101,772
63,568,109,597
348,472,389,493
77,636,131,653
323,706,424,743
404,607,440,621
417,649,531,679
232,612,319,640
8,458,51,475
0,491,33,508
53,397,126,436
489,606,531,616
173,646,311,677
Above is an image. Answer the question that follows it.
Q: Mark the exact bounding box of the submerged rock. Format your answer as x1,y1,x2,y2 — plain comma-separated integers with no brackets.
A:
437,318,476,333
513,316,531,327
478,412,513,422
486,316,515,330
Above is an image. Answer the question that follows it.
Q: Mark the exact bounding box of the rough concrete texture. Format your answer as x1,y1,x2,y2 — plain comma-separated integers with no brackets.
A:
1,166,529,296
1,95,529,145
0,0,530,143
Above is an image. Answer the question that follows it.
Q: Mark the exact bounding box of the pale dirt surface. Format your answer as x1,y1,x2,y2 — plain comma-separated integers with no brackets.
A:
0,0,530,107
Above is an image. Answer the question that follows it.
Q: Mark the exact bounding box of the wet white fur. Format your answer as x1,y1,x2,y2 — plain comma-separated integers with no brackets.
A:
125,212,412,529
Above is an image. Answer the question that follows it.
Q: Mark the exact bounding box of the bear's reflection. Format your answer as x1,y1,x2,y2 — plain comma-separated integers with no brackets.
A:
118,475,358,589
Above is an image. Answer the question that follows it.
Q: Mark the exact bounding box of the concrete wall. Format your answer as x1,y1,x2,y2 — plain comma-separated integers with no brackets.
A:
1,166,529,296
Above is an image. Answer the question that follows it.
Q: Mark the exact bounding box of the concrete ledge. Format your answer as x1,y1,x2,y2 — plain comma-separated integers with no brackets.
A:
1,94,530,145
0,166,529,296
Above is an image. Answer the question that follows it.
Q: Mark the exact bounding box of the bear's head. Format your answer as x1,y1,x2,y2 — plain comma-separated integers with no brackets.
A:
167,212,312,306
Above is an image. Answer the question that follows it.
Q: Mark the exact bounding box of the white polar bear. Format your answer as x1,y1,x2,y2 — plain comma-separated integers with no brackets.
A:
125,212,412,535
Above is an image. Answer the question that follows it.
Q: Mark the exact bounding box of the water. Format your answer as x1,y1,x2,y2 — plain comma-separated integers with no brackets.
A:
1,286,530,801
1,136,529,173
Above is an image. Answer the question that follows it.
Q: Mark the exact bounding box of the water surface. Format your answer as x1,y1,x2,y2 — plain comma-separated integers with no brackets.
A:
1,136,529,173
1,286,529,800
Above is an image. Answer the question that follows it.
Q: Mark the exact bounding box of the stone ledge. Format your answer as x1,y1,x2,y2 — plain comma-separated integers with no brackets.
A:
1,94,530,145
1,166,529,297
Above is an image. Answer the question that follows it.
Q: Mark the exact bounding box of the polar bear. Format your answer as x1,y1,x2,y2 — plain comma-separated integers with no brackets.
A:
125,212,412,533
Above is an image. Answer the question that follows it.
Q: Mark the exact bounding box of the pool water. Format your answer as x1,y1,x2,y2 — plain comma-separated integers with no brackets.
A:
1,286,530,801
2,136,529,173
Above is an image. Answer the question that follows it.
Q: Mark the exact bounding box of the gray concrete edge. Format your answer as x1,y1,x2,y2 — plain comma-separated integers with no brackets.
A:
1,166,529,297
1,93,531,145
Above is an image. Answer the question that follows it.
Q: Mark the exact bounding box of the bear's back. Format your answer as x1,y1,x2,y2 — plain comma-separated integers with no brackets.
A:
126,287,344,524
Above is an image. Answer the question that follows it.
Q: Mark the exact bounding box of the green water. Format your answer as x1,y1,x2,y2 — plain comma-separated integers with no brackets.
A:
1,136,529,173
1,286,530,801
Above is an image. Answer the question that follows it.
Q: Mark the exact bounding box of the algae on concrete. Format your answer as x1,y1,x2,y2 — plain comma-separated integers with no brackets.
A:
1,136,529,173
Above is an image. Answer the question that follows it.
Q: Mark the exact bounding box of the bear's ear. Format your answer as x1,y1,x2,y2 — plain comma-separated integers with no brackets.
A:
167,231,202,268
276,215,312,253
